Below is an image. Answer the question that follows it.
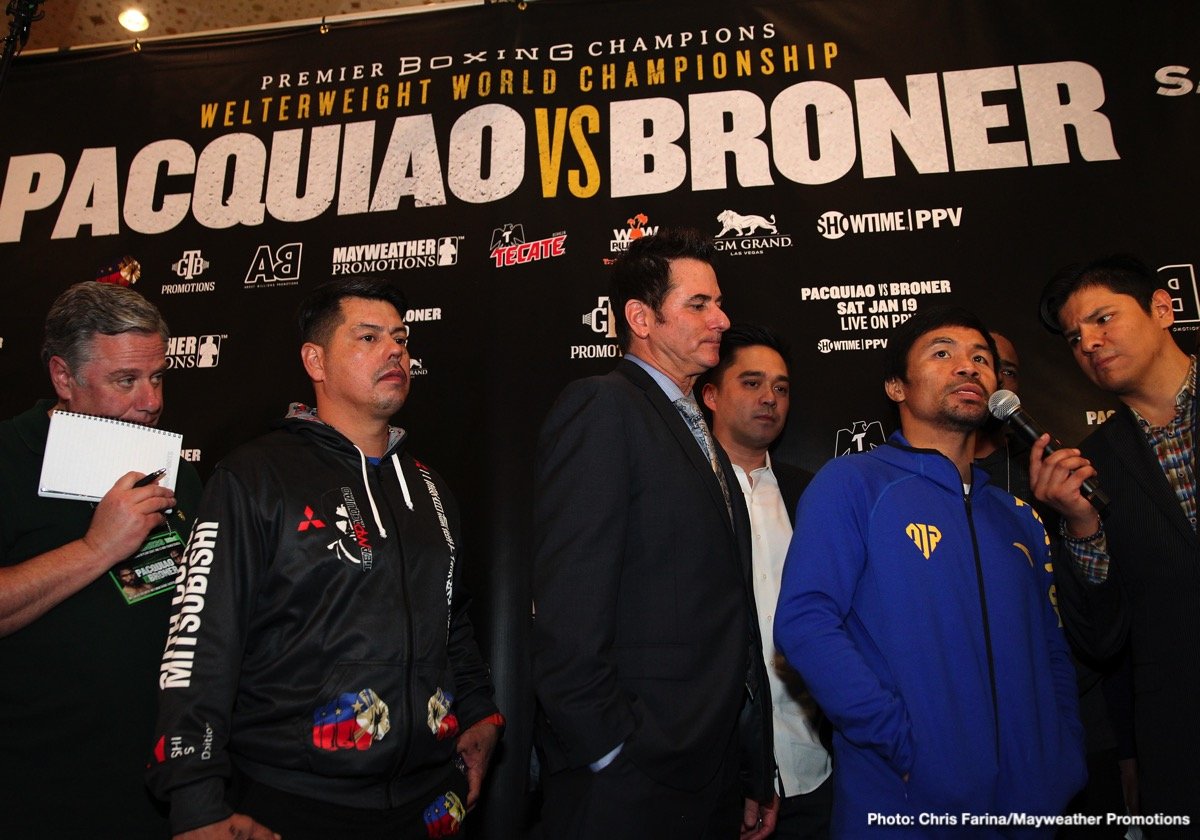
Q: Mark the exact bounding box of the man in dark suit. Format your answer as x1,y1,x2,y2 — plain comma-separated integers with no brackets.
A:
699,324,832,839
1033,255,1198,830
533,229,775,840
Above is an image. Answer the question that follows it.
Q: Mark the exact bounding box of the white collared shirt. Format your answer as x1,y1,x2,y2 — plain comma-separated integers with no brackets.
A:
734,455,832,797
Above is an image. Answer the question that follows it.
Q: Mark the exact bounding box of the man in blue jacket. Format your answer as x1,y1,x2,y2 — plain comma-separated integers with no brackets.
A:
775,305,1084,837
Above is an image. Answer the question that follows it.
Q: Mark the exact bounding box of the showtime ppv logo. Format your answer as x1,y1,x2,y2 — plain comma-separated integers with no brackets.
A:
489,223,566,267
817,207,963,240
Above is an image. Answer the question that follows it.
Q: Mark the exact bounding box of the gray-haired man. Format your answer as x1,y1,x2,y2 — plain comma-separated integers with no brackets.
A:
0,281,202,837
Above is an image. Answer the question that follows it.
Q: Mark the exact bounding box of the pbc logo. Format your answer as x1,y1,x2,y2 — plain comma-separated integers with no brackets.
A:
834,420,887,456
245,243,302,286
906,522,942,559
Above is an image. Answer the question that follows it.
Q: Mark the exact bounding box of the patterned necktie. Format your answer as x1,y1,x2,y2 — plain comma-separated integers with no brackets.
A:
674,396,733,520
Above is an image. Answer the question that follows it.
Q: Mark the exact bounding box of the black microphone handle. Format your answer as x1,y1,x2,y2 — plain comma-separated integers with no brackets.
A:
1004,407,1110,515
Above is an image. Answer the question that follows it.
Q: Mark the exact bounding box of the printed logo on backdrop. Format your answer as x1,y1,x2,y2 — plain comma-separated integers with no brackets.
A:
167,335,225,370
404,307,442,377
835,420,887,456
489,223,566,268
330,236,463,275
573,295,621,361
807,280,953,353
163,250,215,294
244,243,302,287
712,209,793,256
1160,263,1200,328
1085,410,1116,426
1155,65,1200,96
610,213,658,253
816,207,963,241
180,449,202,463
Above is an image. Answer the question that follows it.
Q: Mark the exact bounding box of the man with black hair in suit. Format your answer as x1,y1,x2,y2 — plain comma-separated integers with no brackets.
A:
1033,255,1198,830
533,229,775,840
699,323,833,839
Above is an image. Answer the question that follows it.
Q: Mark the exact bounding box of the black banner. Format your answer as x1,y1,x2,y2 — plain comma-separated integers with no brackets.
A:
1,1,1196,834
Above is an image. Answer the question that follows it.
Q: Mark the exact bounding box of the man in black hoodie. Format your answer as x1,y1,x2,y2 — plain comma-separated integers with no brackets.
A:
149,277,502,840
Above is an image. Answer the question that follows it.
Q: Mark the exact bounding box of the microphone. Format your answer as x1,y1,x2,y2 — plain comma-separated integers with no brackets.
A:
987,389,1109,514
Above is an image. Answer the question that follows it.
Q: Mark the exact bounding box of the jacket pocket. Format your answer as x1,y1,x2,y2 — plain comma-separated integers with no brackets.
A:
299,661,406,776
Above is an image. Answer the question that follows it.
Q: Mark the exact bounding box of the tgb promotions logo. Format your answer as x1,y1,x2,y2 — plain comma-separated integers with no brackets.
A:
817,207,963,240
166,335,225,370
162,249,215,294
609,213,658,253
244,242,302,287
489,223,567,268
712,208,793,256
835,420,887,456
573,295,622,361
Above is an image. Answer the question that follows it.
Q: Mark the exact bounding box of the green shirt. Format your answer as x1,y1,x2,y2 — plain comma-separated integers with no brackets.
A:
0,400,203,838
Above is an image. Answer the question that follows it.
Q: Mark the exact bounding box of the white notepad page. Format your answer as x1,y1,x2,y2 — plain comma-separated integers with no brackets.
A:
38,410,182,502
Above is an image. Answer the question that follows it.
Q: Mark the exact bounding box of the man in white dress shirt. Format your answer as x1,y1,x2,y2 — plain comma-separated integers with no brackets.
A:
699,324,833,839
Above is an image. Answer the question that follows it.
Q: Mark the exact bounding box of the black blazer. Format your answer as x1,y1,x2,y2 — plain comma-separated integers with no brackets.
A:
773,459,814,527
532,359,773,799
1054,405,1199,821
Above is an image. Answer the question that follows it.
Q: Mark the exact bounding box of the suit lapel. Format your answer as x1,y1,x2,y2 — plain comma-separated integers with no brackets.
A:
1107,407,1198,546
616,360,735,533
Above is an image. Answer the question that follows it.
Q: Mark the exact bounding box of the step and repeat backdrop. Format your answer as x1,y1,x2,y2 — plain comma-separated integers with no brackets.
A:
0,0,1196,834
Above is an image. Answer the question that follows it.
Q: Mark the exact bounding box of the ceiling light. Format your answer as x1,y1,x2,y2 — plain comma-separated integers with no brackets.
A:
118,8,150,33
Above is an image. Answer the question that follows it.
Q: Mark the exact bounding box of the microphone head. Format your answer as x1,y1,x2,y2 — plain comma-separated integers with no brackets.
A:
988,389,1021,420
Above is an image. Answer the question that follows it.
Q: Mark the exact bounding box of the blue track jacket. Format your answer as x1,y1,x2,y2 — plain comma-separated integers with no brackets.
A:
775,434,1085,837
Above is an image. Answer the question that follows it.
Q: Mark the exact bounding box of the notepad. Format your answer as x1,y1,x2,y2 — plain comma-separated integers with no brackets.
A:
38,411,183,502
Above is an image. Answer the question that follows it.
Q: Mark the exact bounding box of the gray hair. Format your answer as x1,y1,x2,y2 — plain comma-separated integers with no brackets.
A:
41,282,170,372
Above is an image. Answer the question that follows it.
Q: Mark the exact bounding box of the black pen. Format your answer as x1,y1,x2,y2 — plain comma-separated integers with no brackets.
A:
134,468,167,488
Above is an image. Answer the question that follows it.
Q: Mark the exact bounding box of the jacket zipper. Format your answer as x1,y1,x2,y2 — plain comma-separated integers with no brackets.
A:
372,459,415,808
964,491,1000,760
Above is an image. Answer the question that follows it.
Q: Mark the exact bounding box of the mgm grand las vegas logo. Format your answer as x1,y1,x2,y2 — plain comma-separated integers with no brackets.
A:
711,209,793,256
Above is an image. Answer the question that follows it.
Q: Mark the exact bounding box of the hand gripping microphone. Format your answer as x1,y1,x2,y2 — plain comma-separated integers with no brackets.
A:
987,389,1110,514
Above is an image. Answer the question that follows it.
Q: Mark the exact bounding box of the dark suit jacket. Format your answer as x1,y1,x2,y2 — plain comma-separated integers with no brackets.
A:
773,459,814,528
532,359,773,800
1054,405,1199,820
